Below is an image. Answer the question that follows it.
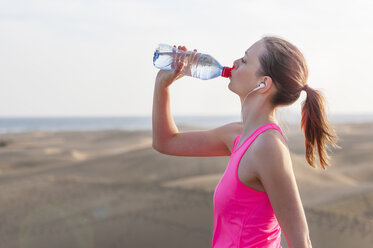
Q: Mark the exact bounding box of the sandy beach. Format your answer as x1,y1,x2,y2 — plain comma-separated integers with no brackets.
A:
0,122,373,248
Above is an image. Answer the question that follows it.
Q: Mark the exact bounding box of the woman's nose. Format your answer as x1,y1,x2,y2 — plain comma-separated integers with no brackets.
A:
233,59,239,69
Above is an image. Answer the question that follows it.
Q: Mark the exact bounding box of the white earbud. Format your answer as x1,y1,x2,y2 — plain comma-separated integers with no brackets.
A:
244,82,265,98
253,82,265,91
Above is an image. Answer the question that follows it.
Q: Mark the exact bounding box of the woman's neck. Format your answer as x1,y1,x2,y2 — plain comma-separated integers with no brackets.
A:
240,97,277,136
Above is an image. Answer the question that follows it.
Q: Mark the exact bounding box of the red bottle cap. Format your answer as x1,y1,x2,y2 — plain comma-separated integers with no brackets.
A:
222,66,235,78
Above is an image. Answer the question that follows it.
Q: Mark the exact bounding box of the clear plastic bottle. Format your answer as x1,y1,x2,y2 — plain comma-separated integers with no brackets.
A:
153,44,233,80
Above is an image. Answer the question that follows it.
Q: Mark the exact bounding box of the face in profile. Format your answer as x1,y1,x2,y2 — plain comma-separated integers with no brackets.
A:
228,40,267,98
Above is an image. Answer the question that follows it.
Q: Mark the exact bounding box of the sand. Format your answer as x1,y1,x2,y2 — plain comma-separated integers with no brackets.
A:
0,122,372,248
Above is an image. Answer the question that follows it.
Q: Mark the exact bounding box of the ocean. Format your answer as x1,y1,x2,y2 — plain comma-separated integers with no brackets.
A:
0,116,240,133
0,114,372,133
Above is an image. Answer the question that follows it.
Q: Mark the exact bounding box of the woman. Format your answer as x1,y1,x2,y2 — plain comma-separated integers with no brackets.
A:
152,36,340,248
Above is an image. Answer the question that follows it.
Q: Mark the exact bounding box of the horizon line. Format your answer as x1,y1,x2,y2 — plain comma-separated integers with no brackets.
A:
0,112,373,118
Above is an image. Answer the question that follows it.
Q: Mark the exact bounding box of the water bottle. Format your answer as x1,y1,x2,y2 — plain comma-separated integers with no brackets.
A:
153,44,234,80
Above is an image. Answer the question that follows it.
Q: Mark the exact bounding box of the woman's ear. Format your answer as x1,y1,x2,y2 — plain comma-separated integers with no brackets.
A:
262,76,273,91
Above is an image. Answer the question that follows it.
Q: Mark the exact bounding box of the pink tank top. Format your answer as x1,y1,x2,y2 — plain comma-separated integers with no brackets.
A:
212,123,287,248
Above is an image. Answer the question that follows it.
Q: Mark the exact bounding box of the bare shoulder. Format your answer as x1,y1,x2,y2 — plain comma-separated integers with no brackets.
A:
251,129,289,160
250,129,292,177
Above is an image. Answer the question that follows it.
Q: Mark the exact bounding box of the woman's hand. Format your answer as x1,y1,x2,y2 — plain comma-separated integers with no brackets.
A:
155,45,198,88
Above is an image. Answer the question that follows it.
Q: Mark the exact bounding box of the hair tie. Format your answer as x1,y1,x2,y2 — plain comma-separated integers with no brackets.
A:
302,84,309,91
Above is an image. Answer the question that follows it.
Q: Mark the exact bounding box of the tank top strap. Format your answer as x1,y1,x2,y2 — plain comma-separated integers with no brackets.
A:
233,123,287,153
263,123,287,142
233,134,242,150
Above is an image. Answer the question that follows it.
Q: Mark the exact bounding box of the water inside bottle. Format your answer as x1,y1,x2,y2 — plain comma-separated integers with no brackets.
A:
153,44,224,80
153,46,198,77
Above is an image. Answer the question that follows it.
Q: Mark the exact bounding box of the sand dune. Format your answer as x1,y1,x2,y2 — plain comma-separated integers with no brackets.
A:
162,173,223,192
0,123,372,247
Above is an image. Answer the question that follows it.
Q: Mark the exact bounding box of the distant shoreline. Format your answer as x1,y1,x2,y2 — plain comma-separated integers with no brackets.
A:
0,114,373,133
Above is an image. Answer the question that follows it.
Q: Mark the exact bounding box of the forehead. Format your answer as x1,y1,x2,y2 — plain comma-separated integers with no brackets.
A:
245,41,265,58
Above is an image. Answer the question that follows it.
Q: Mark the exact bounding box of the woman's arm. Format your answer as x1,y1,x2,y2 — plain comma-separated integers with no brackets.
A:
152,77,241,156
152,45,237,156
152,45,189,150
249,131,312,248
152,77,179,150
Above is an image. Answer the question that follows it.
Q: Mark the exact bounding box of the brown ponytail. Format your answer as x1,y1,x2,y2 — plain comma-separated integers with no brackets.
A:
258,36,341,169
301,86,341,169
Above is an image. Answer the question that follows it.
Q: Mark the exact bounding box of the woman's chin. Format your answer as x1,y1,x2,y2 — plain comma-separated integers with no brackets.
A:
228,81,234,92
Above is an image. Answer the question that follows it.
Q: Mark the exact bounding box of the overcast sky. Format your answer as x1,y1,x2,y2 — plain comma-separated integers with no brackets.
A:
1,0,372,117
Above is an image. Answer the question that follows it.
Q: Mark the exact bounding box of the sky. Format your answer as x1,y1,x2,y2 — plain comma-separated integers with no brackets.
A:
1,0,372,117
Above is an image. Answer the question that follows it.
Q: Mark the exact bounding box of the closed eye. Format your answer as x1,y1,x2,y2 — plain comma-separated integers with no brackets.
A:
241,58,245,63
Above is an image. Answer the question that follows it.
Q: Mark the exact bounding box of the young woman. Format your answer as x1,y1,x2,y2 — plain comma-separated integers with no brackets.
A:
152,36,340,248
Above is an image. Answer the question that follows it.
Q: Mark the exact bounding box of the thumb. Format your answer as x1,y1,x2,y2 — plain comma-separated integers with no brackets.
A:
174,52,185,73
172,53,185,79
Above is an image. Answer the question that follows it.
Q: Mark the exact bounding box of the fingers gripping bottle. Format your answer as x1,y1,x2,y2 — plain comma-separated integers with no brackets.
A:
153,44,234,80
